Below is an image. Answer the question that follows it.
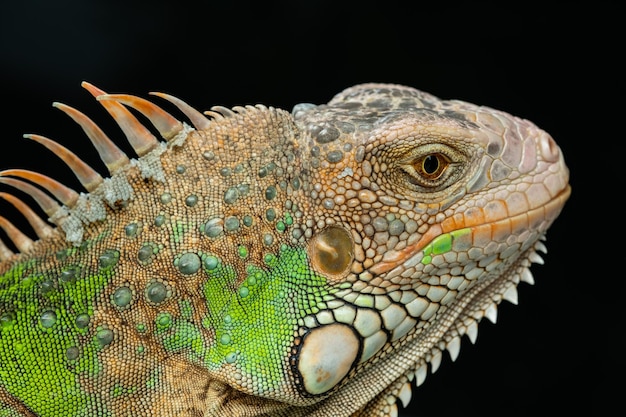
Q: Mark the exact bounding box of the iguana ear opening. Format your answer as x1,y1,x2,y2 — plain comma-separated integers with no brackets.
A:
307,225,354,282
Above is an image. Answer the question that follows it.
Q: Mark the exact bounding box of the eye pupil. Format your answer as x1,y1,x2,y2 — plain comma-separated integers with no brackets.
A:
412,152,449,180
422,154,440,174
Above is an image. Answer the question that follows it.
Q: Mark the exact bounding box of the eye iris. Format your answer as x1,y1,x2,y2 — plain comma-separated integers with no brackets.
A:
417,153,449,180
403,147,459,190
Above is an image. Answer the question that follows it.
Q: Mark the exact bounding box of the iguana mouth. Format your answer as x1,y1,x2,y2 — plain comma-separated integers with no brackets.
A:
370,184,571,276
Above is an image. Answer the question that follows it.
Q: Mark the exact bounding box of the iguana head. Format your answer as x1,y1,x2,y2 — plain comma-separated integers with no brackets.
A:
283,83,570,414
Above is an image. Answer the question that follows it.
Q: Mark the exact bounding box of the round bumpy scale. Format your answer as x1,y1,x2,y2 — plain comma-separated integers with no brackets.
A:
96,328,114,347
75,314,90,329
203,254,219,270
124,222,140,237
0,312,15,330
60,268,78,284
185,195,198,207
203,218,224,238
160,192,172,204
137,243,157,264
154,214,166,227
65,346,79,361
224,216,240,232
176,252,201,275
98,249,119,268
224,187,239,204
145,280,170,304
112,286,133,309
40,310,57,329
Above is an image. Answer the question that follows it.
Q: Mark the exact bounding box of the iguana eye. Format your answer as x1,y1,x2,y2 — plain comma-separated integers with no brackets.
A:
397,143,468,192
413,153,450,180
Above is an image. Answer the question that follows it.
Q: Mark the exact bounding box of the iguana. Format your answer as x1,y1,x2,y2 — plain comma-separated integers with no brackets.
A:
0,82,570,416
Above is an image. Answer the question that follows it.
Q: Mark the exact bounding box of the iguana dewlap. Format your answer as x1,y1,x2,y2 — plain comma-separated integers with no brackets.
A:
0,83,570,416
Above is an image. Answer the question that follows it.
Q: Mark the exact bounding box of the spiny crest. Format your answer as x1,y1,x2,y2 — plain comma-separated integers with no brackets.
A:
0,81,220,260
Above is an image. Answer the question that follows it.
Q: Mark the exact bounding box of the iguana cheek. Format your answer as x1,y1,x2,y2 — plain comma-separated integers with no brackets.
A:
294,323,360,395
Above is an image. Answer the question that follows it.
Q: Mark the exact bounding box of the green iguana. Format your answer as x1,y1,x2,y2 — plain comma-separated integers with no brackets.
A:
0,82,570,416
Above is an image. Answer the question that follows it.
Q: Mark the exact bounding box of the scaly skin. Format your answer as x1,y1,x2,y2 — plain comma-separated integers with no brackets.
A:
0,83,570,416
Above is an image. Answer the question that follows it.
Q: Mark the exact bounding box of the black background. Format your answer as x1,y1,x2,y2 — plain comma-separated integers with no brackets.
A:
0,1,621,416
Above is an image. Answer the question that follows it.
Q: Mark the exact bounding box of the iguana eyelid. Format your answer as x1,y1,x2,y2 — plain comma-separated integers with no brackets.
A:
397,144,469,191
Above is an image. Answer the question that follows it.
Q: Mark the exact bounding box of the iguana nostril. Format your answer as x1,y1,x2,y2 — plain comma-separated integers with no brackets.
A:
539,132,560,162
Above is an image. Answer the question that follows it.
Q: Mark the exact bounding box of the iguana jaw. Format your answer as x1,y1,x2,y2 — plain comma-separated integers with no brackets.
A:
370,183,571,277
303,184,572,416
306,228,566,417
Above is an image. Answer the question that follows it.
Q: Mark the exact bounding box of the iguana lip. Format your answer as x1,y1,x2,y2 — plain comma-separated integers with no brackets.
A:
370,184,571,275
443,183,571,234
